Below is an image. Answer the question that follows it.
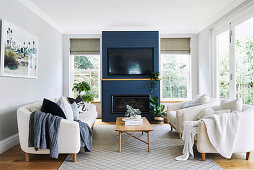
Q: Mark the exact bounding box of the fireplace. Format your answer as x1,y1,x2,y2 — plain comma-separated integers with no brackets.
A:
111,95,150,114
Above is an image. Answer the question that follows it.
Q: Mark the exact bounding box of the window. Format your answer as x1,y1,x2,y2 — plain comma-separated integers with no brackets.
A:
72,55,100,101
160,38,191,100
161,54,190,100
70,38,100,101
215,16,254,104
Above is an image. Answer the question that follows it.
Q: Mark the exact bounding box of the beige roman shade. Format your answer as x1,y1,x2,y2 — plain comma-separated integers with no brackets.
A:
70,38,100,55
160,38,190,54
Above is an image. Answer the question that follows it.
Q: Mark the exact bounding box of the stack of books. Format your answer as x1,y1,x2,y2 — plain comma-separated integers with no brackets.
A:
123,118,143,126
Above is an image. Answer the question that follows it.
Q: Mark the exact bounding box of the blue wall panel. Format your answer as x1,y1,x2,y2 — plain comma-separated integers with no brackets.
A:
102,31,160,122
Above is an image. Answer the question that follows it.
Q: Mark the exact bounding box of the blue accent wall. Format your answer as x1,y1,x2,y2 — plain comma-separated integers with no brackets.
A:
102,31,160,122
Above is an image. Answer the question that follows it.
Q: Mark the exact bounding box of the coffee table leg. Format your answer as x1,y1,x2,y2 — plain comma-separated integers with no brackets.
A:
119,131,122,152
147,131,150,152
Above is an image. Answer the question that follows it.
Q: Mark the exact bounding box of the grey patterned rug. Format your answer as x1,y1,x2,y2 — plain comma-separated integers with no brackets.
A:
59,124,222,170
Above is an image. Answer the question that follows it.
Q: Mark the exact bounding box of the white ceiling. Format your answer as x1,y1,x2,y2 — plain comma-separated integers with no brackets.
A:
23,0,246,34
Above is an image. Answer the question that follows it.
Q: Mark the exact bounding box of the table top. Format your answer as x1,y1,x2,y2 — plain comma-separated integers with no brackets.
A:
115,117,154,132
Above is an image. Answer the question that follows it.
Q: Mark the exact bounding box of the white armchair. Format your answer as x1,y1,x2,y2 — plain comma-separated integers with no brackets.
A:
167,98,219,138
17,100,97,162
196,104,254,161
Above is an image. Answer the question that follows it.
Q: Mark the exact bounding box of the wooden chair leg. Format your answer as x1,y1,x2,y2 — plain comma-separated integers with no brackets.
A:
25,152,29,162
179,132,182,139
91,122,95,129
170,125,173,131
246,152,251,160
201,153,206,161
72,153,77,162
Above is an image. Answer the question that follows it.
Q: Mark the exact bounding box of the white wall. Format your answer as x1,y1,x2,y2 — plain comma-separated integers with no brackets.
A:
0,0,63,142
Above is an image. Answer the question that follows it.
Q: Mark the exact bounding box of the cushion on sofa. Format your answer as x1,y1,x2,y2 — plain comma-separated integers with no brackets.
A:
195,94,209,104
196,107,215,120
220,98,242,112
41,98,66,119
71,102,79,120
67,95,87,113
57,97,73,121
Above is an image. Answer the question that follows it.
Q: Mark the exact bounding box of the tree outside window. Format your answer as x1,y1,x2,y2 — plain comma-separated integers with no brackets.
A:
73,55,100,100
161,54,190,100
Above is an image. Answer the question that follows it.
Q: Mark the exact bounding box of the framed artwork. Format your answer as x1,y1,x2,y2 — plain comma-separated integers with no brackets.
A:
0,20,38,78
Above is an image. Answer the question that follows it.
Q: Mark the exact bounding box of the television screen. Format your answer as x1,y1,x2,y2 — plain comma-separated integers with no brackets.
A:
107,48,154,75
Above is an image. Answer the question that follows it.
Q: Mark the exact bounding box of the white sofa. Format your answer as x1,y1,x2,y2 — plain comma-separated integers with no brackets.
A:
17,101,98,162
167,98,219,138
196,104,254,161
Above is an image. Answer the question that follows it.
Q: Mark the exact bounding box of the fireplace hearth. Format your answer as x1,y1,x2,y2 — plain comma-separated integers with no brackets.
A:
112,95,150,114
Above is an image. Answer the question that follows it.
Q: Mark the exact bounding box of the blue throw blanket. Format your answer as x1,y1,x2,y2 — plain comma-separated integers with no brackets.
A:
29,111,62,158
75,120,93,152
29,110,93,158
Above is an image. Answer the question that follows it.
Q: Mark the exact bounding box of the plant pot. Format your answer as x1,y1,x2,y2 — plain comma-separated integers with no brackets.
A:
154,117,164,124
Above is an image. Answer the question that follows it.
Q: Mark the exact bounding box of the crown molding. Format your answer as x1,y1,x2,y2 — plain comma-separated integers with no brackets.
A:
19,0,63,33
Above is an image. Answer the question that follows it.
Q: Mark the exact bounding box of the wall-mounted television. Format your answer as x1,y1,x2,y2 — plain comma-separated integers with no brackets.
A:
107,48,154,75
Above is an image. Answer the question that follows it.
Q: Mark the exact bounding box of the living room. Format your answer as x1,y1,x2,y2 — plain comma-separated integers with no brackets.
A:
0,0,254,169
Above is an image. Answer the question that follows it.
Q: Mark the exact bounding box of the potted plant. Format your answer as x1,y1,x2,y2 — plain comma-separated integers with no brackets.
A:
149,96,166,124
72,81,95,103
150,72,160,92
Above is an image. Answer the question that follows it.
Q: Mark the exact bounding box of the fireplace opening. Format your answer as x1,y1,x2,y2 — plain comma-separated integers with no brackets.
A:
111,95,150,114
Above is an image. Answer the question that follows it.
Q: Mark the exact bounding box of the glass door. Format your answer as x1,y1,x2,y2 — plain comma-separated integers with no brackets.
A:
215,16,254,104
216,29,230,99
233,17,254,104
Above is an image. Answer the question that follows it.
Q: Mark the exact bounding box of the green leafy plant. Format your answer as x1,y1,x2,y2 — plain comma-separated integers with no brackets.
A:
72,81,91,94
149,96,166,118
72,81,94,103
150,72,160,92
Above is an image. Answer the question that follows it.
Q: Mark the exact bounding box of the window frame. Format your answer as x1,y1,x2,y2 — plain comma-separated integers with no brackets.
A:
213,12,254,102
160,53,191,101
70,54,101,102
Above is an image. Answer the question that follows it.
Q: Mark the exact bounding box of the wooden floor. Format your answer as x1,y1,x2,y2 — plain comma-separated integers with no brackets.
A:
0,119,254,170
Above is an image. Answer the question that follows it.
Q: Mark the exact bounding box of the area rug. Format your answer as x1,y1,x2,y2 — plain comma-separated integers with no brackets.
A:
59,124,222,170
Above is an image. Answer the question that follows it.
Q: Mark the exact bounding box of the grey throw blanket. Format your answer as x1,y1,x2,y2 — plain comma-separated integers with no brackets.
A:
29,110,62,158
75,120,93,152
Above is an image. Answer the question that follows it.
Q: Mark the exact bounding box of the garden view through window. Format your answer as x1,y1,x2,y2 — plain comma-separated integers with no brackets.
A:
73,55,100,100
161,54,189,100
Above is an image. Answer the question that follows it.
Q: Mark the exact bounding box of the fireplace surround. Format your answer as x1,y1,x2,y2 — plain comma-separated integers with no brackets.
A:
112,95,150,114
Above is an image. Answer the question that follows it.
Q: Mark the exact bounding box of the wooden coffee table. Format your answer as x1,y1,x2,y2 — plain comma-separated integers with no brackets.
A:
115,117,154,152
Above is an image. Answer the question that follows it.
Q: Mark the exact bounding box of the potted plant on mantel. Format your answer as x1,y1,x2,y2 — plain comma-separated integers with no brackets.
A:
149,96,166,124
72,81,95,103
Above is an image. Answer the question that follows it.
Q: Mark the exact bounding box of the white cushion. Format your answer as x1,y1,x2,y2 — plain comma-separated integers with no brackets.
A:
195,94,209,104
196,107,215,120
220,98,242,112
57,97,73,121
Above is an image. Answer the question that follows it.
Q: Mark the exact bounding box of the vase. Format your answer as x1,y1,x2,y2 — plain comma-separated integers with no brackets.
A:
154,117,164,124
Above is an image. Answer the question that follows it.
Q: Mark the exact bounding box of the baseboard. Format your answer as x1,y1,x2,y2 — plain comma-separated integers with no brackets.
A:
0,133,19,154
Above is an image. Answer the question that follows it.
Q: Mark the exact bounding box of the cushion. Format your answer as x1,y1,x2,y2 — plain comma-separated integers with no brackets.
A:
41,98,66,119
71,102,79,120
67,95,87,113
195,94,209,104
196,107,215,120
220,98,242,112
57,97,73,121
182,101,200,109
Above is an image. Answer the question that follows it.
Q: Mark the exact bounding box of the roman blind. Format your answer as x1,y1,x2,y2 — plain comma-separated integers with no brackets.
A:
160,38,190,54
70,38,100,55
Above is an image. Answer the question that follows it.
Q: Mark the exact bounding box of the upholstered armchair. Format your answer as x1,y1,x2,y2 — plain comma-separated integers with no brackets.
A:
167,97,219,138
